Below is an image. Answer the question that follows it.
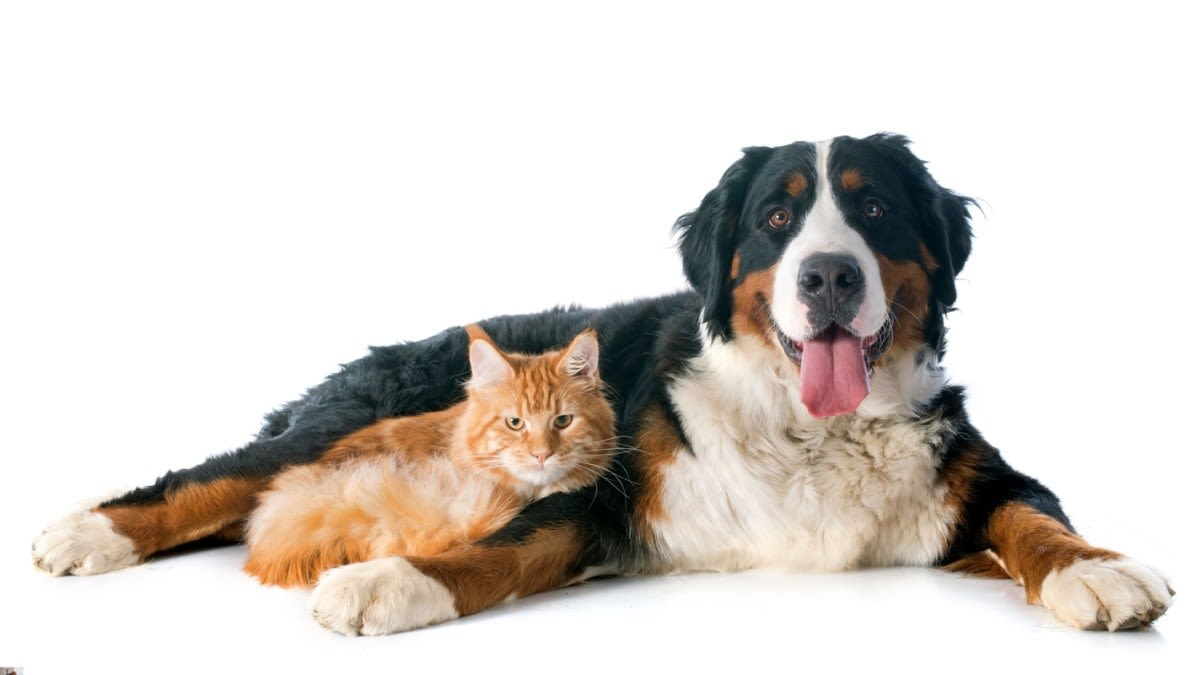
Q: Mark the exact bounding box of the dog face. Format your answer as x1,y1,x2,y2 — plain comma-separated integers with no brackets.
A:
676,134,973,418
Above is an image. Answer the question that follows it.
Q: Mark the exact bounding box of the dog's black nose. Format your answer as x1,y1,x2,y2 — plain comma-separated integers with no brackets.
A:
798,253,864,309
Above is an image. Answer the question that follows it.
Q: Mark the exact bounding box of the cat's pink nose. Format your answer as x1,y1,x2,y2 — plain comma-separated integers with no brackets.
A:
532,449,554,465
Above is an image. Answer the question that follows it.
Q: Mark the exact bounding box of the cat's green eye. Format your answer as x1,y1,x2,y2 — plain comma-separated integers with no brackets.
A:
505,417,524,430
553,414,573,429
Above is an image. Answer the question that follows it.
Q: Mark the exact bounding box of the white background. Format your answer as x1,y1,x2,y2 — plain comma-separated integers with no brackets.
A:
2,1,1197,673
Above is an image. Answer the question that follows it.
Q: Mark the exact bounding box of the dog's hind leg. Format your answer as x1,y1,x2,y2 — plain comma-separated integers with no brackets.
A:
32,397,381,576
33,476,270,576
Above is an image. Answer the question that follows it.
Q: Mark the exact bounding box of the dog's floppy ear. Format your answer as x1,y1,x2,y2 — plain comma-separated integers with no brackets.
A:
927,189,974,308
921,188,975,356
674,147,772,341
865,134,974,308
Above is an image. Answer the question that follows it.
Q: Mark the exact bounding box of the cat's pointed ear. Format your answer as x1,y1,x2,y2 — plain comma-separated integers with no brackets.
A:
560,329,600,384
466,324,514,389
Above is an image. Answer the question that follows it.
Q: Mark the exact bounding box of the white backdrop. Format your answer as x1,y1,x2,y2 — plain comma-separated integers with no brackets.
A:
2,1,1197,673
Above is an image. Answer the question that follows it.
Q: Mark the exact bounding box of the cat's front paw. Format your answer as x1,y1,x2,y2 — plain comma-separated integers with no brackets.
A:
308,557,459,636
32,509,139,576
1040,557,1174,631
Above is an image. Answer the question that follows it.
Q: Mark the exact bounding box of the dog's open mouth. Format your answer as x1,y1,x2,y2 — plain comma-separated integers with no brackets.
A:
774,321,890,419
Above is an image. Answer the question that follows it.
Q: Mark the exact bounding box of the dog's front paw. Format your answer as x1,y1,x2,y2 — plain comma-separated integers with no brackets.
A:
32,510,139,576
1040,557,1173,631
308,557,458,636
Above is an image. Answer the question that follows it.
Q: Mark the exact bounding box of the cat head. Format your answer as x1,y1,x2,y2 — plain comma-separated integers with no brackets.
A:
458,324,616,496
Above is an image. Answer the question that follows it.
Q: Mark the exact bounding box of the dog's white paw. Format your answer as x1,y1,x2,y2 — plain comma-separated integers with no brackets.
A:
308,557,458,636
1041,557,1173,631
32,509,140,576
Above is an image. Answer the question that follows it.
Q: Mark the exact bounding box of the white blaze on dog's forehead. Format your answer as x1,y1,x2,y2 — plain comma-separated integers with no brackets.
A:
769,139,888,341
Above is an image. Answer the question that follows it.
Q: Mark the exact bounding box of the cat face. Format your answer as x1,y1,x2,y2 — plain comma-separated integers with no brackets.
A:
458,326,616,495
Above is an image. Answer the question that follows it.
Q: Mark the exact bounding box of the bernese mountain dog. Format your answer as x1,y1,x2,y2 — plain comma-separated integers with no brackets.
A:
33,133,1173,634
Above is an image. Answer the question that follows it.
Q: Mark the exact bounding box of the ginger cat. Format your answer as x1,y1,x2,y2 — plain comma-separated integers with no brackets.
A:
243,325,615,587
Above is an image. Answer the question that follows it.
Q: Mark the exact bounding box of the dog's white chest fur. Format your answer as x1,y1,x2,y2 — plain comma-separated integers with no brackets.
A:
649,336,955,573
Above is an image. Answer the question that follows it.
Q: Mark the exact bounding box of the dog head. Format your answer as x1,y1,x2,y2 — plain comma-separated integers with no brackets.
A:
676,133,973,418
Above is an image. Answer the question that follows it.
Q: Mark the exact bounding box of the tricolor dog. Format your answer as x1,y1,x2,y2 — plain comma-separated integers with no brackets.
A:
33,133,1173,634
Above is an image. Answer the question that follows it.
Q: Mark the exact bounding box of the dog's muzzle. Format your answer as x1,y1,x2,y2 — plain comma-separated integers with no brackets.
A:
796,253,864,331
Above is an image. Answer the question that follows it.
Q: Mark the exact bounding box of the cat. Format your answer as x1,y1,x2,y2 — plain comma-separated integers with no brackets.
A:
242,324,616,587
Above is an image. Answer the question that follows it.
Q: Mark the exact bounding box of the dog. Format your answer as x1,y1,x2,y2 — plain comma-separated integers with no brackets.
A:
33,133,1173,634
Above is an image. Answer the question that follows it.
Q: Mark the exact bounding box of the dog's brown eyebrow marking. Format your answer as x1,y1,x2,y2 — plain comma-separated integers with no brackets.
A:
840,168,865,191
785,172,809,197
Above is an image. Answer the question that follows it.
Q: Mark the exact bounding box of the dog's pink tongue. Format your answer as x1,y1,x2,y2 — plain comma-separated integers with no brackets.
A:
799,328,869,418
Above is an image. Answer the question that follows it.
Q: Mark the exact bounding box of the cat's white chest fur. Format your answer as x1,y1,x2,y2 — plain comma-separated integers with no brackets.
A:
647,336,956,573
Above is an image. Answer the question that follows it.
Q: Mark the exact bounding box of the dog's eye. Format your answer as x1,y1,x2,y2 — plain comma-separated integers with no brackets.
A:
505,417,524,430
767,209,791,230
864,200,885,220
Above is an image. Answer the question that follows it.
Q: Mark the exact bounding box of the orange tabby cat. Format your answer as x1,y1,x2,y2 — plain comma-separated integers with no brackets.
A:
243,325,615,587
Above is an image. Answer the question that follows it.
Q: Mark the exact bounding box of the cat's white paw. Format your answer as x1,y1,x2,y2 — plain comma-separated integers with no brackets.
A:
32,510,139,576
308,557,459,636
1040,557,1173,631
